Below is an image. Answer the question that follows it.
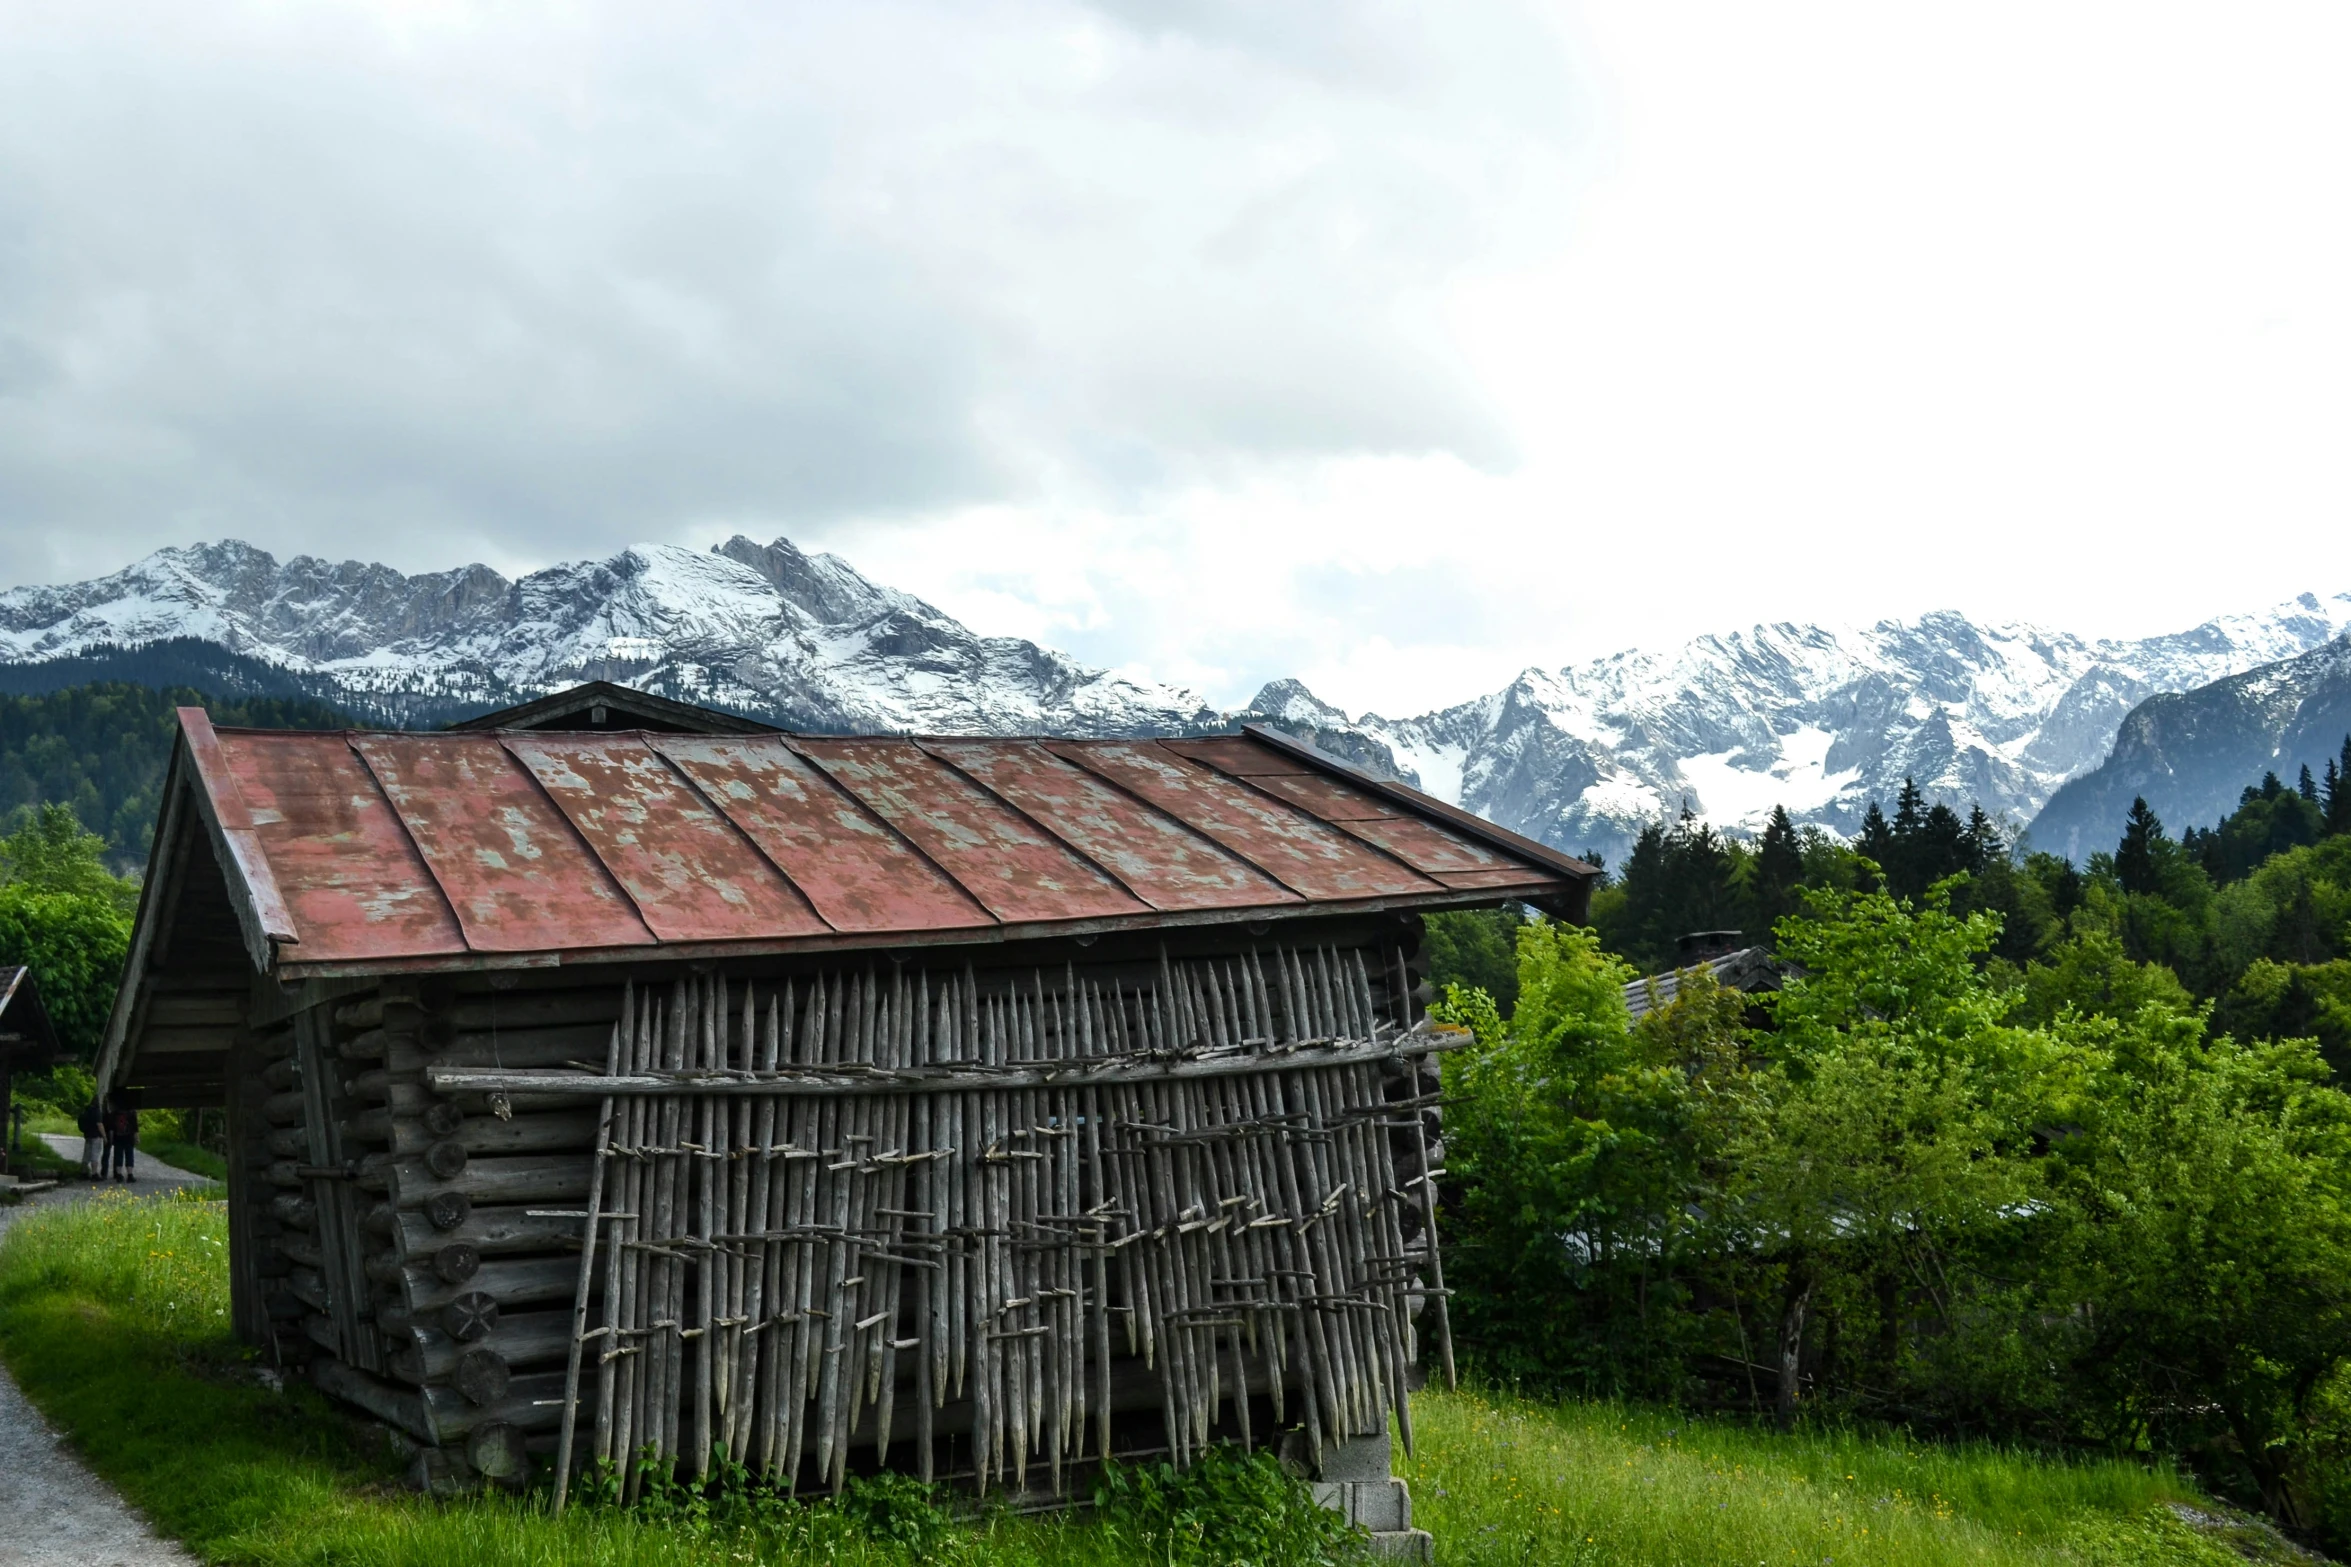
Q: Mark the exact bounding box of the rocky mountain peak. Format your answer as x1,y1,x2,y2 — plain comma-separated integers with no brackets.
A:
1267,594,2351,865
0,535,1223,738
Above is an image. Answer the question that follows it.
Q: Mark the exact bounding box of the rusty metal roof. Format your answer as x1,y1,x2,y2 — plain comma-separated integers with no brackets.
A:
167,707,1597,979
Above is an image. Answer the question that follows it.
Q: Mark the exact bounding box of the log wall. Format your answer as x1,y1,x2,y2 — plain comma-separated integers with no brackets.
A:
225,930,1449,1498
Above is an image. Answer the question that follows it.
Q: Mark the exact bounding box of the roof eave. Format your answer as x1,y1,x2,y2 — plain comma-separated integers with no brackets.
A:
1238,722,1602,887
270,880,1567,982
177,707,300,972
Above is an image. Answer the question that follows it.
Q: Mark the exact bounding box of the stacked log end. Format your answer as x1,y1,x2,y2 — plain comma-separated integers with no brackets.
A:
226,981,616,1487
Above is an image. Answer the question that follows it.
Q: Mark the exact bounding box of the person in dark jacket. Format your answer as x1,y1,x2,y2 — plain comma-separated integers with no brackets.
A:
105,1096,137,1182
77,1100,104,1180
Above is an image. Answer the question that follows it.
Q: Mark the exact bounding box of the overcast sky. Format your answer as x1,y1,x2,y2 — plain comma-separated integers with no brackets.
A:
3,2,2348,715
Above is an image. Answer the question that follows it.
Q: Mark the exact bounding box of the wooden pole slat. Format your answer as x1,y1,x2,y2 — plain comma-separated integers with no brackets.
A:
537,940,1440,1503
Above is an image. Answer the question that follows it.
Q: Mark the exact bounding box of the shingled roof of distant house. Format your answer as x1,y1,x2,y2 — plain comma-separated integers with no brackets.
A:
1621,945,1785,1020
137,702,1598,985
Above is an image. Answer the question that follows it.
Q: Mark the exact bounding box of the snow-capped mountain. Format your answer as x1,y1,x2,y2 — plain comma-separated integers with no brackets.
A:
0,537,1225,736
1254,596,2351,866
5,535,2346,868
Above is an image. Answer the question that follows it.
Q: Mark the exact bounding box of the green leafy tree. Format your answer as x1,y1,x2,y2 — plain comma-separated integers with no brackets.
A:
1744,889,2052,1424
1421,906,1525,1015
0,804,137,1059
0,802,140,914
2052,1013,2351,1528
2014,929,2196,1027
1435,920,1741,1394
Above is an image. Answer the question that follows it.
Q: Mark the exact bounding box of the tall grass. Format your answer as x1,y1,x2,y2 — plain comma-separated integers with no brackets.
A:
1399,1391,2265,1566
0,1193,2300,1566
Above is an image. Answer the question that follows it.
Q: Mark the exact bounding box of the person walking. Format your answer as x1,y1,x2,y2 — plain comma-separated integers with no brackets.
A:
105,1095,137,1183
77,1098,104,1180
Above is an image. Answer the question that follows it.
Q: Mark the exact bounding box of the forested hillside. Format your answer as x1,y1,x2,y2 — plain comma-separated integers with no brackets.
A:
0,682,354,867
1422,736,2351,1551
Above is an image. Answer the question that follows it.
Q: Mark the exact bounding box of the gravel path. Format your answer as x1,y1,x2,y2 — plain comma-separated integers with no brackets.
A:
0,1141,209,1567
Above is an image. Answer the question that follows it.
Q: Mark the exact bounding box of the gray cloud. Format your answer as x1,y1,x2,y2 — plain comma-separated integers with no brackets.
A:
0,0,1577,588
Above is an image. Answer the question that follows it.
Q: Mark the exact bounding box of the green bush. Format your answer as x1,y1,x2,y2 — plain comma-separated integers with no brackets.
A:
1438,891,2351,1547
1092,1445,1366,1567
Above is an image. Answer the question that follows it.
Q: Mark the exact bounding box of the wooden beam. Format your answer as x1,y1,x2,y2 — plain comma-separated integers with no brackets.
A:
428,1028,1468,1099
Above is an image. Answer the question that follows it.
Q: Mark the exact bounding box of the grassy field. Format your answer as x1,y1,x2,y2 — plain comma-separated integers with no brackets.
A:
0,1191,2312,1566
139,1139,229,1181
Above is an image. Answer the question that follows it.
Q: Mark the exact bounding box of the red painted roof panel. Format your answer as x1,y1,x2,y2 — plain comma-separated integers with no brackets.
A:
923,740,1291,911
1332,815,1521,876
350,734,656,953
504,736,827,944
795,739,1147,923
1243,773,1400,822
1161,736,1305,777
221,732,468,963
651,736,990,933
1047,741,1438,901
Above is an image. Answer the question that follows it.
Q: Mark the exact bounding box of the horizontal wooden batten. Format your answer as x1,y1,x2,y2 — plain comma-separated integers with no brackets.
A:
386,1024,618,1075
426,1028,1464,1099
135,1025,239,1056
142,993,249,1027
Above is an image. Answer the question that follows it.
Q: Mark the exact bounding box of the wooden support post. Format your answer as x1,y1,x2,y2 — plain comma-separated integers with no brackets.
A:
552,985,627,1511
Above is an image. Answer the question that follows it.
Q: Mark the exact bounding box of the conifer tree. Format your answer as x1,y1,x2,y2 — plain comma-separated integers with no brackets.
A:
2301,764,2320,804
2116,796,2168,897
2329,738,2351,836
1893,777,1927,839
1962,805,2004,872
1913,802,1970,894
1857,800,1895,888
1754,804,1804,934
1885,778,1930,895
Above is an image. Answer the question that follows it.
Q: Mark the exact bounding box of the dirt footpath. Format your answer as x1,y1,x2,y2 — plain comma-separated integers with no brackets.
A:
0,1147,208,1567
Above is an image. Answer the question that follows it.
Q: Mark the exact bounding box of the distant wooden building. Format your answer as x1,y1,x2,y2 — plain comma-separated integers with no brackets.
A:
1621,945,1785,1021
96,692,1595,1511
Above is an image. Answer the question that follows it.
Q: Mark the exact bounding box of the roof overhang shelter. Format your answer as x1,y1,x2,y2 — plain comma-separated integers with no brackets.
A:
0,966,60,1177
97,692,1594,1500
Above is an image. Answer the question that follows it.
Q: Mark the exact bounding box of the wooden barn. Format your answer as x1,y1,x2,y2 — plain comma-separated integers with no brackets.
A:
94,690,1595,1526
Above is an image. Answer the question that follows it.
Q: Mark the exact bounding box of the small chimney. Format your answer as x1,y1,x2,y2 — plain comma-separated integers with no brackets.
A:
1675,930,1745,962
